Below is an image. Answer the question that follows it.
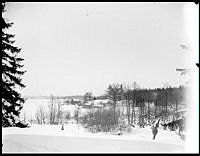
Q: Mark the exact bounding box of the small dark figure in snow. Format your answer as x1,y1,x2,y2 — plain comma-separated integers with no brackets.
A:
61,123,64,130
117,128,122,135
151,118,160,140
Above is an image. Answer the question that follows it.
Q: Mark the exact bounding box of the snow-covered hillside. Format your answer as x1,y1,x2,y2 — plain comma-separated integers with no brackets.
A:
2,124,185,153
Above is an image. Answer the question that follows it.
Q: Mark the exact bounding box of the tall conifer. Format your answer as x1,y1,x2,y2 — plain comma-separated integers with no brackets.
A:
2,2,26,127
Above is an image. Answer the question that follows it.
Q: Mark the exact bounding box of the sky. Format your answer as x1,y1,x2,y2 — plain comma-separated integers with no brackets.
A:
3,2,198,96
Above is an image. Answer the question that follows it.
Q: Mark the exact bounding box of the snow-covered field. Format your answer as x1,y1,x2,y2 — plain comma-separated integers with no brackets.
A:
2,124,185,153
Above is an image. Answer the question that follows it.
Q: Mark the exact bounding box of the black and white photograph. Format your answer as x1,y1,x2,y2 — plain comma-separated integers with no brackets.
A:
2,2,199,153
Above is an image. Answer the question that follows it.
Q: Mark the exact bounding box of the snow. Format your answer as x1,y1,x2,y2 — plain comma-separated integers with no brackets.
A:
2,124,186,153
93,99,110,104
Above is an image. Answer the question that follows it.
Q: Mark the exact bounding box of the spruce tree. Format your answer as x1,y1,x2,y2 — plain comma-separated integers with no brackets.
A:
2,2,26,127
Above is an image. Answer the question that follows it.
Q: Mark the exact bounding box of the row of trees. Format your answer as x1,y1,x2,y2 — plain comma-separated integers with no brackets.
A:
105,82,187,127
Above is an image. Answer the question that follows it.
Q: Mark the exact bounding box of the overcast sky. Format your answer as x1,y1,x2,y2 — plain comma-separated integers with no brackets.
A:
3,2,198,96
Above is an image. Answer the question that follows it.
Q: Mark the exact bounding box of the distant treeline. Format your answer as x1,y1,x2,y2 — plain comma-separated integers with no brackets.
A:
24,95,84,100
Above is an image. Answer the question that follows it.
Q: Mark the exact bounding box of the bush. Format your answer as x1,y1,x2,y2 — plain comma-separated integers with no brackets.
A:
80,107,124,133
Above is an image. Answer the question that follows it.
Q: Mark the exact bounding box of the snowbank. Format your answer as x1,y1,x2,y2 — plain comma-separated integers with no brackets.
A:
2,124,185,153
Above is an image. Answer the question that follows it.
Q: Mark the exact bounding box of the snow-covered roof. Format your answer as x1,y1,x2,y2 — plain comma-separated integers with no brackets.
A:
93,99,110,104
84,101,93,106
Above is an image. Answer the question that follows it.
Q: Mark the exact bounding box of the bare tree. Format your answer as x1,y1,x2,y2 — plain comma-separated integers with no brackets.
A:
130,90,137,125
56,98,63,124
47,95,64,125
124,89,131,124
122,83,132,125
83,91,93,103
74,105,81,126
35,104,46,125
65,111,71,123
106,83,123,125
48,95,57,125
124,82,140,125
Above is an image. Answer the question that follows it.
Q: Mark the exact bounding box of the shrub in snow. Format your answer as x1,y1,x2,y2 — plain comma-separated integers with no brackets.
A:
80,107,123,133
120,124,134,134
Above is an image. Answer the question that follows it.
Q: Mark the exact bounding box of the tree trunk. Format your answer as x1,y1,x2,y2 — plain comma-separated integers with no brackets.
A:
154,99,157,119
133,97,136,124
147,99,150,123
113,101,116,125
126,97,130,124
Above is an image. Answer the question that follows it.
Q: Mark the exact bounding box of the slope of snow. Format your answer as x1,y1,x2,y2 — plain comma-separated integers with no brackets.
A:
2,124,185,153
